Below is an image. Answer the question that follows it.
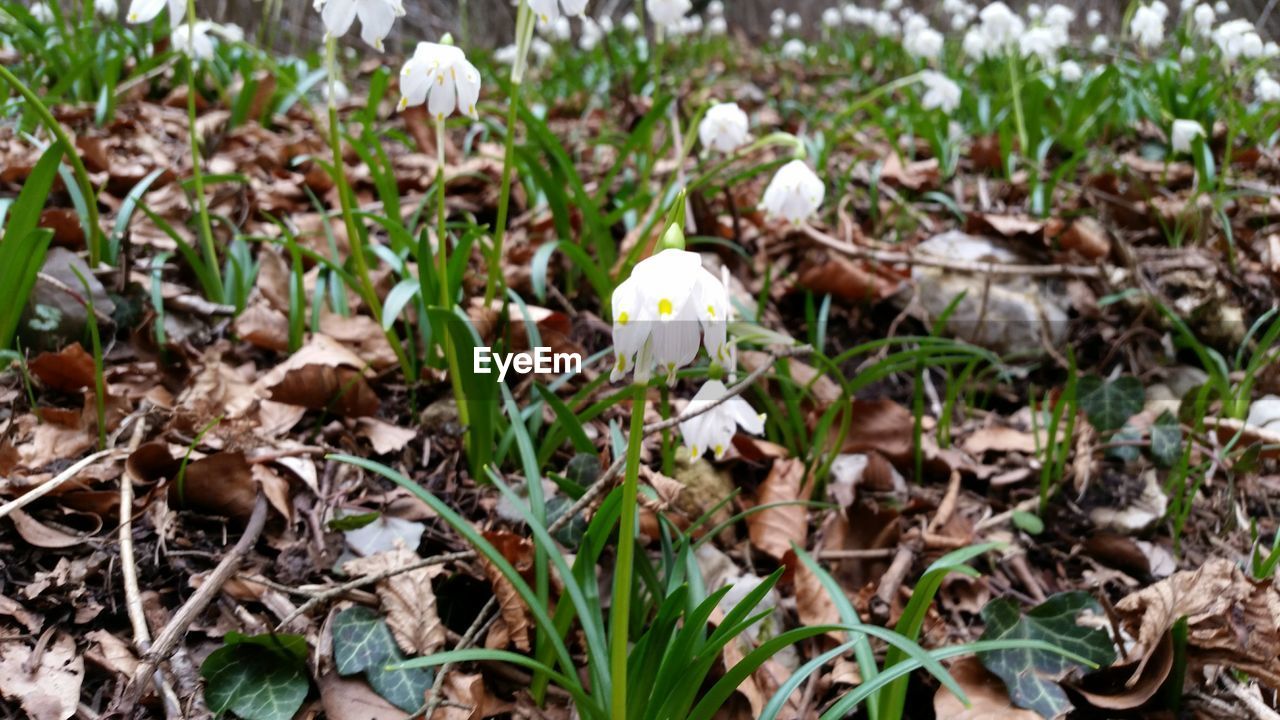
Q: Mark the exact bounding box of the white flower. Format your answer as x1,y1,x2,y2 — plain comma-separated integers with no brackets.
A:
599,15,613,32
770,8,786,24
620,11,640,31
1180,0,1194,11
397,42,481,120
1090,34,1109,52
1058,59,1082,81
1256,73,1280,102
527,0,587,26
323,78,351,103
172,20,216,59
1213,19,1264,62
680,380,765,460
1044,4,1073,30
883,0,902,10
1086,9,1101,27
780,38,806,58
495,43,519,64
1150,1,1169,18
1130,5,1165,48
530,37,553,60
1266,41,1279,58
920,70,962,113
977,2,1025,48
1170,119,1204,153
579,17,601,50
1180,45,1197,62
904,24,944,60
1192,3,1214,31
699,102,750,153
646,0,691,28
1019,26,1065,63
768,23,783,38
30,1,53,21
126,0,181,24
1027,3,1042,19
870,10,899,37
314,0,404,50
94,0,117,17
610,249,730,384
822,7,842,27
707,0,723,16
707,16,727,35
1213,0,1228,12
548,15,571,40
785,12,801,30
760,159,824,223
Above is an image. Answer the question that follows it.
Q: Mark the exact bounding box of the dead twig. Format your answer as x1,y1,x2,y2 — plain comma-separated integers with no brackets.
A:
418,596,497,719
0,449,117,522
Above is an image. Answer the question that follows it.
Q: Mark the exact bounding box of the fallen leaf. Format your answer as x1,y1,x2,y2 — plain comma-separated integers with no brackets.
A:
344,548,447,657
167,451,260,521
1056,217,1111,260
258,334,381,417
962,425,1038,456
8,509,87,548
28,343,96,392
480,530,535,652
747,458,811,560
355,418,418,455
933,657,1042,720
1114,558,1280,689
797,255,901,302
86,629,139,677
881,152,940,191
319,672,404,720
1073,632,1173,711
0,632,84,720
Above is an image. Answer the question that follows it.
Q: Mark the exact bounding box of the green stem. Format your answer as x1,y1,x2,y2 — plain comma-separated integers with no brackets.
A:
324,37,414,377
0,64,103,265
486,1,535,305
184,0,222,302
435,116,471,434
1007,51,1029,162
609,383,646,720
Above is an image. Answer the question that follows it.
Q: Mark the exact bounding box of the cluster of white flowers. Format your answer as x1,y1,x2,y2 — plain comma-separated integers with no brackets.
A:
841,5,901,39
30,2,53,22
1256,70,1280,103
767,8,803,40
1129,2,1167,50
172,20,242,59
942,0,978,31
962,2,1025,59
1212,19,1265,63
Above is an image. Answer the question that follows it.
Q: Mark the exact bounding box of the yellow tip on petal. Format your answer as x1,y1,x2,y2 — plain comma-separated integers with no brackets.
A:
690,445,699,457
618,311,629,326
657,298,673,318
714,444,725,458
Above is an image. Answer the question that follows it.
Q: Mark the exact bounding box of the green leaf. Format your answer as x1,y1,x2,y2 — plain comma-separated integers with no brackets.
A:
1012,511,1044,535
1077,375,1144,432
331,606,433,712
201,633,309,720
1149,411,1182,467
327,511,380,532
978,592,1116,719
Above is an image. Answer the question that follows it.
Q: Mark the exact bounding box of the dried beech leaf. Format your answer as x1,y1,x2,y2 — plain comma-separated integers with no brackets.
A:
747,458,811,560
344,549,447,657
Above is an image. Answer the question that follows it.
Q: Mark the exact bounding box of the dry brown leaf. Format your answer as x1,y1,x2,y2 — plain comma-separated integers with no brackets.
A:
258,334,380,417
164,450,260,522
343,548,446,656
355,417,418,455
432,672,514,720
85,629,139,677
798,255,900,302
234,303,290,352
967,213,1045,239
1114,558,1280,689
933,657,1042,720
1057,217,1111,260
480,530,534,652
8,509,86,548
319,672,404,720
0,593,43,634
1073,632,1173,711
28,343,96,392
0,632,84,720
962,425,1038,456
747,458,811,560
782,548,838,629
842,398,914,466
881,152,940,191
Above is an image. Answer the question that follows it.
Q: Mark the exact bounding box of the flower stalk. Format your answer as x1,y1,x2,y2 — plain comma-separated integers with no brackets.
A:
184,0,222,302
434,115,471,433
608,382,647,720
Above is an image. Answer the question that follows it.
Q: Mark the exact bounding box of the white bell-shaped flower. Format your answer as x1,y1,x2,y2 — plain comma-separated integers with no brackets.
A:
1057,60,1083,82
1170,119,1204,153
126,0,181,25
528,0,588,26
680,380,766,460
172,21,216,59
760,159,824,223
95,0,117,17
397,42,482,120
314,0,405,51
920,71,962,113
699,102,750,154
1130,5,1165,48
31,2,53,22
611,249,730,385
646,0,691,29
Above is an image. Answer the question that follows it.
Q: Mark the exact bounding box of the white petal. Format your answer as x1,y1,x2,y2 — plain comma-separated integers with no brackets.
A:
321,0,357,38
427,69,458,119
126,0,166,23
357,0,396,50
454,60,481,118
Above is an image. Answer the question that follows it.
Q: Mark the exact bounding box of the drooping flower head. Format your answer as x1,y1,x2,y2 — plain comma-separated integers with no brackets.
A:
646,0,691,29
528,0,588,26
611,249,730,385
314,0,405,51
30,2,53,22
699,102,750,154
126,0,182,25
920,70,962,113
1130,4,1165,48
760,159,824,223
398,41,482,120
1170,119,1204,153
95,0,117,17
680,380,766,460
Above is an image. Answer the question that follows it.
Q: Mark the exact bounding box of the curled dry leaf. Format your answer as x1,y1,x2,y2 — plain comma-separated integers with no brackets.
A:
747,458,811,560
27,343,96,392
258,334,380,417
480,530,535,652
797,255,902,303
344,548,447,657
1114,557,1280,689
355,418,418,455
1073,632,1173,711
0,632,83,720
933,657,1042,720
881,152,940,191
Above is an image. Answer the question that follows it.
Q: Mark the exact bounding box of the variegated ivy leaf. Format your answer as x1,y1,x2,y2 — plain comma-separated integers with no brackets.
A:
332,606,433,712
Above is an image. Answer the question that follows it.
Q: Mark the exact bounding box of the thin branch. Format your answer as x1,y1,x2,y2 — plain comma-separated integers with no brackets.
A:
0,449,117,522
417,596,497,719
800,223,1105,279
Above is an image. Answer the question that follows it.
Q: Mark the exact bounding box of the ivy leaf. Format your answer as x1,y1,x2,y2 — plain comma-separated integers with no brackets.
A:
978,592,1116,719
1149,411,1182,467
332,606,433,712
201,633,309,720
1105,425,1142,463
1077,375,1144,432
